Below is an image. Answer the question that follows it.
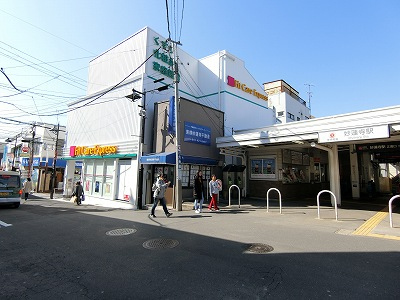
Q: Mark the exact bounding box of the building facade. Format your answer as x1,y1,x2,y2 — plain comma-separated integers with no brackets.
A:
2,123,66,192
264,80,311,123
62,26,275,209
217,105,400,205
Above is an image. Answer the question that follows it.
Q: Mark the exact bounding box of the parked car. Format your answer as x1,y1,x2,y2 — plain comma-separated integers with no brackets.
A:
0,171,22,208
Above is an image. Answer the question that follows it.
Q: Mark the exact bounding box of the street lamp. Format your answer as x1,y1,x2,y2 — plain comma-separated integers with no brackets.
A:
125,80,169,209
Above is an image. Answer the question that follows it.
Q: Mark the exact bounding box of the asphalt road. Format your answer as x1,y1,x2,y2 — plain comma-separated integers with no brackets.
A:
1,197,399,299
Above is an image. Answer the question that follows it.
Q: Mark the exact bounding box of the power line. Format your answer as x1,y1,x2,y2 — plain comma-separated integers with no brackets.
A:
0,68,25,92
165,0,171,39
0,8,95,55
39,46,163,117
178,0,185,42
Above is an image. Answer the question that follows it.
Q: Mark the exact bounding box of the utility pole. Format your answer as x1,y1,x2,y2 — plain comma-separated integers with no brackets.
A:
169,38,182,211
28,124,36,178
50,123,59,199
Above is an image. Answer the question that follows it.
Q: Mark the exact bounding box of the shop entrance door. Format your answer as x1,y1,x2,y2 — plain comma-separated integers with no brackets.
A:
117,160,132,200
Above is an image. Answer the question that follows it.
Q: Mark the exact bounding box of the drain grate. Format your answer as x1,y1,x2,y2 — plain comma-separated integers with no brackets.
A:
244,243,274,254
143,238,179,249
106,228,137,236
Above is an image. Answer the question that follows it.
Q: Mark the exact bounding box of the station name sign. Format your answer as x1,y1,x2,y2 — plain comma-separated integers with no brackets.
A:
356,142,400,152
318,125,389,143
227,76,268,101
70,145,118,157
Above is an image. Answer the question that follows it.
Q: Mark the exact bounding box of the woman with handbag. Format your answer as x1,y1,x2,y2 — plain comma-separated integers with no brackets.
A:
73,181,84,205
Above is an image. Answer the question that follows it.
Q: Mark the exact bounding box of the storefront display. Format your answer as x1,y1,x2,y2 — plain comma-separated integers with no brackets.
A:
250,156,277,179
281,149,310,184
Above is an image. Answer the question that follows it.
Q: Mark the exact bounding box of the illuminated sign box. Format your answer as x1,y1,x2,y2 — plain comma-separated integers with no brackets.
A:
318,125,389,143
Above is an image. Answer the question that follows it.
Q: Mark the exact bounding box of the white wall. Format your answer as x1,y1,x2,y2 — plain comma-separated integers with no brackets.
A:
220,52,275,133
87,27,148,95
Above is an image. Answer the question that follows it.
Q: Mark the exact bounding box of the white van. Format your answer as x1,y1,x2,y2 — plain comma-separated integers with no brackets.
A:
0,171,22,208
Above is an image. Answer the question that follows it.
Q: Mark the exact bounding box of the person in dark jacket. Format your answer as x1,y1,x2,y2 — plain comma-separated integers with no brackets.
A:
193,170,205,213
73,181,84,205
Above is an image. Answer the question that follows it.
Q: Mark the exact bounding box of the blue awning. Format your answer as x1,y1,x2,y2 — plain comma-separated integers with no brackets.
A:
140,152,218,166
140,152,176,164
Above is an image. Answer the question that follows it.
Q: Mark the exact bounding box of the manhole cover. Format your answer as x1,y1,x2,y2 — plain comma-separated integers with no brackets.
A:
106,228,137,236
244,243,274,254
143,238,179,249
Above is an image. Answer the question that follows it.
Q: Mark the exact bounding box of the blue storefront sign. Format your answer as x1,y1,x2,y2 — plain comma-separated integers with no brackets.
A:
184,122,211,146
21,157,67,168
168,96,175,135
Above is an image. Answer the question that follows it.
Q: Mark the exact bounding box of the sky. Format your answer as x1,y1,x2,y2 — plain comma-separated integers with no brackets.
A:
1,0,399,140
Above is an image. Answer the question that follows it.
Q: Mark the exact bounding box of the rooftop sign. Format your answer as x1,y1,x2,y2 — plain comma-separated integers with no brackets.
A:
227,76,268,101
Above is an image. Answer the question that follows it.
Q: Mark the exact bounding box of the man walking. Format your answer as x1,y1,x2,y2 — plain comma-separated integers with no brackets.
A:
150,174,173,218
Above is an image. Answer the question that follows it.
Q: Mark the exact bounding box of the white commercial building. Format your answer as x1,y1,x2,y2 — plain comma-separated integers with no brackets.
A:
62,27,276,209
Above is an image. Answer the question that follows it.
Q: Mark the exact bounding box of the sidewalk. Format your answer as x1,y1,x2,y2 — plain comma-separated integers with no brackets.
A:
30,192,400,241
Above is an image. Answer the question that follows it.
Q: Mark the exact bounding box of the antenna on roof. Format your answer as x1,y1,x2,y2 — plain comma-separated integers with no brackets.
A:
304,83,314,115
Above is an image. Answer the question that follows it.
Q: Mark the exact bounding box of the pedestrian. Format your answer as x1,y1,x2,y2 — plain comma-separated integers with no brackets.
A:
193,170,205,213
73,181,84,205
22,178,33,201
208,174,220,211
150,174,173,218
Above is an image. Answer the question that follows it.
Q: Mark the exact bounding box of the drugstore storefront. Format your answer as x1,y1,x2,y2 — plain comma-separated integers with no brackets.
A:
63,143,139,208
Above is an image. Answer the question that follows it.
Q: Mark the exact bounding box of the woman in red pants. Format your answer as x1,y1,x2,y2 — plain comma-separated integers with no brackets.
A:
208,174,220,211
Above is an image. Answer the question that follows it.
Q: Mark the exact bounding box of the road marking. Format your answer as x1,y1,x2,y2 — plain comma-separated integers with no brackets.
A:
0,220,13,227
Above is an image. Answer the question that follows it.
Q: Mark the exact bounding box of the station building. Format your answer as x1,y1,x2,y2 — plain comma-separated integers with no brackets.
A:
217,105,400,205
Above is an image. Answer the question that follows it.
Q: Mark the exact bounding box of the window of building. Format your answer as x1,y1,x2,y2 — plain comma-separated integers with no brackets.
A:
103,161,114,197
297,117,300,121
277,111,284,117
288,112,295,120
84,162,94,194
152,165,211,188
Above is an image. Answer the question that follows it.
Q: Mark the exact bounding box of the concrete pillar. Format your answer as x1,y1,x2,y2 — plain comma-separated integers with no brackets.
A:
350,145,360,199
328,144,341,206
312,143,341,206
63,160,76,197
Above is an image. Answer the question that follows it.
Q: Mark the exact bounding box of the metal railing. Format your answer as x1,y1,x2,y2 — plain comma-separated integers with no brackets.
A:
228,185,241,208
389,195,400,228
316,190,338,221
266,188,282,214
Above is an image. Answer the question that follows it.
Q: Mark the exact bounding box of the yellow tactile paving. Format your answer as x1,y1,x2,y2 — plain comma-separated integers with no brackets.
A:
351,206,400,240
352,210,388,236
367,233,400,241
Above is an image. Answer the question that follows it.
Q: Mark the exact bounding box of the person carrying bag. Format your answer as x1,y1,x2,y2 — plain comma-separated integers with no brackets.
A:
150,174,172,218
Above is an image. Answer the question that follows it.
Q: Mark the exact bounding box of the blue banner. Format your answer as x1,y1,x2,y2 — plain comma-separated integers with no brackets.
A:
184,122,211,146
168,96,175,135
